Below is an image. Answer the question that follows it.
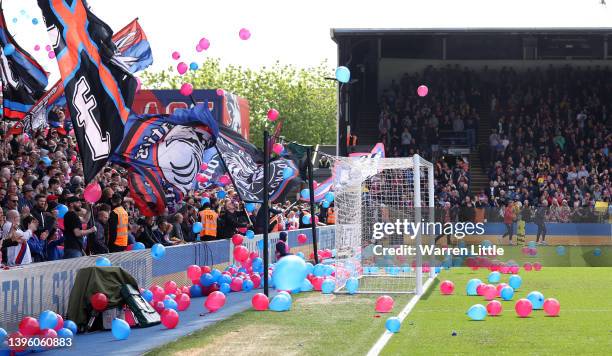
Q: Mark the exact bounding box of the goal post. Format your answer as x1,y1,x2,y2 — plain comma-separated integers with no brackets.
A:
331,154,435,295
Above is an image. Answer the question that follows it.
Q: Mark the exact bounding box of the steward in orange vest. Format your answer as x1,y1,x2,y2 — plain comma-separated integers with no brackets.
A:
199,203,218,240
108,193,129,252
327,206,336,224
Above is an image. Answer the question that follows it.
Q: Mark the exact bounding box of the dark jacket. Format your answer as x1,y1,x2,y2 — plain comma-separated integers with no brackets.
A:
218,211,244,240
89,221,109,255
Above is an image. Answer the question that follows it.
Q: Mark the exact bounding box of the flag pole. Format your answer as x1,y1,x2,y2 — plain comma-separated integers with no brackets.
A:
262,130,271,297
306,146,319,264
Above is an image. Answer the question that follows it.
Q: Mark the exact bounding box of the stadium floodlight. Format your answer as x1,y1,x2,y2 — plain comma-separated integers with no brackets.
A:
330,154,436,295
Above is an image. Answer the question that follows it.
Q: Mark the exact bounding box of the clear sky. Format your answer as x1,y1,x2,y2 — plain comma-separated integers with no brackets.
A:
3,0,611,87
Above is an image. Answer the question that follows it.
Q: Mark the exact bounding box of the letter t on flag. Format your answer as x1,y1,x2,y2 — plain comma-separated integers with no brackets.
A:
37,0,137,183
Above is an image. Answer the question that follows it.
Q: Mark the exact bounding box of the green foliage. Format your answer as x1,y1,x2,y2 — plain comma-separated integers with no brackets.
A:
141,59,337,147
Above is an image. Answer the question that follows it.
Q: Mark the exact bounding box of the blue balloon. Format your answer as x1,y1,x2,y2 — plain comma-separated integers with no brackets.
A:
41,156,52,167
269,294,291,312
257,239,264,251
300,278,313,292
243,279,254,292
11,17,17,24
313,264,326,277
245,230,255,239
324,192,335,202
200,273,215,286
345,277,359,294
252,257,263,272
39,310,58,330
527,291,545,310
200,197,210,205
216,190,226,199
56,204,68,218
335,66,351,83
508,275,522,290
282,167,294,180
133,242,145,250
151,243,166,260
296,251,305,260
245,203,256,212
385,317,401,333
556,246,566,256
210,268,222,282
467,304,487,320
305,262,314,275
192,222,203,233
500,286,514,301
488,271,501,283
300,189,310,199
0,327,6,343
218,274,232,285
111,318,131,340
163,298,178,311
141,289,153,302
57,328,73,340
481,240,492,248
593,248,602,256
302,215,311,225
32,18,39,25
321,279,335,294
190,284,203,297
3,44,15,56
322,200,330,208
63,320,77,335
272,255,307,291
95,257,111,267
189,62,199,70
466,278,482,296
434,266,441,273
220,282,231,294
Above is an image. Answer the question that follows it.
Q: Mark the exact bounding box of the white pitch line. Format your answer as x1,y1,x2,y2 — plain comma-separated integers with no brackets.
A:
366,276,436,356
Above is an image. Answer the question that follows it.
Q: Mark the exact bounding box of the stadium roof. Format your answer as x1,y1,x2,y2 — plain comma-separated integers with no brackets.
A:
331,27,612,41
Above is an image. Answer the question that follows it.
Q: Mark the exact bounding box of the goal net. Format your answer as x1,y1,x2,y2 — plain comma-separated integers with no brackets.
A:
330,154,435,294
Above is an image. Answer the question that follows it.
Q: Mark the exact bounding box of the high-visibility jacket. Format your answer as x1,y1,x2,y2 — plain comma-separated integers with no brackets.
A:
113,206,129,247
199,209,218,237
327,207,336,224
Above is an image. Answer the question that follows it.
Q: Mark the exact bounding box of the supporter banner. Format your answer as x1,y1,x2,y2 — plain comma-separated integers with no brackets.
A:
38,0,138,183
21,19,152,133
214,126,299,203
349,142,385,158
111,104,219,216
0,2,48,120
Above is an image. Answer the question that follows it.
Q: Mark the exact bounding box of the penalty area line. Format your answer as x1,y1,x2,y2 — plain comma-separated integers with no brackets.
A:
366,276,436,356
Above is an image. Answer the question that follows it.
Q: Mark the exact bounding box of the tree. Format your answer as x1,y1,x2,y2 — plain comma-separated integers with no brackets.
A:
141,58,337,147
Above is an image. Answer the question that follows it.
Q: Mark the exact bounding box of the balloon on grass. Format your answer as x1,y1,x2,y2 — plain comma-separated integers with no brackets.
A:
440,280,454,295
488,271,501,283
500,286,514,301
375,295,394,313
272,255,307,291
508,275,522,290
486,300,502,316
252,293,269,310
466,278,482,296
269,294,291,312
515,298,533,317
300,278,313,292
543,298,560,316
111,318,130,340
321,278,335,294
527,291,545,310
345,277,359,294
533,262,542,271
385,317,401,333
467,304,487,320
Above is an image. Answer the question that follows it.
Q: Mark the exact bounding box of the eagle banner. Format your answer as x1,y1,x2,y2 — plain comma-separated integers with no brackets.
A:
38,0,138,183
111,104,219,216
0,1,48,120
22,18,152,133
200,126,299,203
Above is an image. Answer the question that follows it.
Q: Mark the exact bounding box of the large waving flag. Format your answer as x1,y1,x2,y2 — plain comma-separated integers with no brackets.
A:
200,126,299,203
0,1,49,120
111,104,219,216
38,0,138,183
22,18,153,133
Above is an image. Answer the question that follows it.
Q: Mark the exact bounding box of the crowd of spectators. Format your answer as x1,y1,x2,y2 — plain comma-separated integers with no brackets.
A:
0,118,333,268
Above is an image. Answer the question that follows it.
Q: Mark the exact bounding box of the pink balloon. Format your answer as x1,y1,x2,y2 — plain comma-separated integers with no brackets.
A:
219,175,231,185
417,85,428,97
250,274,261,288
533,262,542,271
252,293,269,311
45,44,51,51
483,284,497,301
524,263,533,271
230,277,243,292
198,37,210,50
176,293,191,311
83,182,102,203
164,280,178,295
267,108,279,121
375,295,394,313
487,300,502,316
124,308,137,326
54,314,64,331
510,265,520,274
48,51,55,59
172,51,180,60
153,287,166,302
180,83,193,96
297,233,307,244
272,143,283,155
153,300,165,313
161,309,179,329
187,265,202,281
39,328,57,349
204,291,226,312
34,44,40,51
196,173,208,183
200,163,208,170
216,88,225,96
496,283,508,297
233,245,249,262
543,298,560,316
239,28,251,40
515,298,533,317
177,62,188,75
440,280,454,295
232,234,244,246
